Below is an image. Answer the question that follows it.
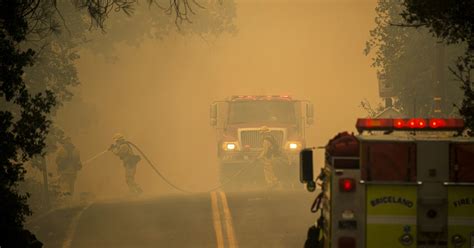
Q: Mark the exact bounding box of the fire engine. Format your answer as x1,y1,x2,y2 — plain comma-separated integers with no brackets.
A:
300,118,474,248
210,95,313,189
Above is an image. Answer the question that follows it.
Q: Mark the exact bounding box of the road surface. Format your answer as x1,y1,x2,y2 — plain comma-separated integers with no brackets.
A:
27,190,317,248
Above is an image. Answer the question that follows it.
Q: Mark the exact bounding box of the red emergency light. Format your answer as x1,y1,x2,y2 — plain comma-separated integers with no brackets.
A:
394,119,405,128
429,118,447,128
231,95,256,100
356,118,464,133
231,95,292,101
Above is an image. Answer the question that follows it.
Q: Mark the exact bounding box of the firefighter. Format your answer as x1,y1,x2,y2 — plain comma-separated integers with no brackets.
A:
257,126,281,189
109,133,143,194
55,137,82,196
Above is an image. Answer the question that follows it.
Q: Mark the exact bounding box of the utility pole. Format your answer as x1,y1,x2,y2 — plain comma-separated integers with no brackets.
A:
433,42,445,117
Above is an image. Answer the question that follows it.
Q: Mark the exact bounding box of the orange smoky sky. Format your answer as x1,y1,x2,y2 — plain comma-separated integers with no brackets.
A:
56,0,379,197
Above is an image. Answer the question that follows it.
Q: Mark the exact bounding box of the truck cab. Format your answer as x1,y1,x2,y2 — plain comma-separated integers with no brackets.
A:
210,95,313,189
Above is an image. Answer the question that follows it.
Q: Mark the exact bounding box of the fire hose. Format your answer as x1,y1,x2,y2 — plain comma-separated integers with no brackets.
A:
81,141,258,193
127,141,259,193
82,150,109,165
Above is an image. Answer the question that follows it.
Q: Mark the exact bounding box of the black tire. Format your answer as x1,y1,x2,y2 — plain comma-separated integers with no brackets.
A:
304,225,322,248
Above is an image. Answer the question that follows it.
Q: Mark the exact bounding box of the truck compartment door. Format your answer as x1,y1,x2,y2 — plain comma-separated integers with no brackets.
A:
366,184,418,248
361,142,417,182
447,143,474,248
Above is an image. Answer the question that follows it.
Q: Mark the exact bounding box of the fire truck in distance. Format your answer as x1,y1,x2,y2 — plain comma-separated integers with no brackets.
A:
300,118,474,248
210,95,313,189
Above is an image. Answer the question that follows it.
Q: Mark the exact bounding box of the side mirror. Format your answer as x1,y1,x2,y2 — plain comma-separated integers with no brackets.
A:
300,148,315,192
306,103,314,125
210,103,217,127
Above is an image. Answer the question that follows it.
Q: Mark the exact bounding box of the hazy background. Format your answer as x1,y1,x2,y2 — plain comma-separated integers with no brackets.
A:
54,0,379,198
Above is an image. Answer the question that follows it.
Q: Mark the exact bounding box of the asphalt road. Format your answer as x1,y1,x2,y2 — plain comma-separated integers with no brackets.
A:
27,190,317,248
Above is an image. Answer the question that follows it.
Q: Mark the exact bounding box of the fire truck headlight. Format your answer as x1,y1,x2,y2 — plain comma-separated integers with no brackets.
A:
399,234,413,246
226,143,236,150
286,141,302,150
223,142,238,151
451,234,465,247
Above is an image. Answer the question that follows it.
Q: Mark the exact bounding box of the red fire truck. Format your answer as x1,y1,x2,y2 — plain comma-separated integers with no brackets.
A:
300,118,474,248
210,95,313,189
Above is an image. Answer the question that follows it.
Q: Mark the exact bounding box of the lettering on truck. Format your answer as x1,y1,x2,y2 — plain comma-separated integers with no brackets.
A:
370,196,414,208
452,198,474,207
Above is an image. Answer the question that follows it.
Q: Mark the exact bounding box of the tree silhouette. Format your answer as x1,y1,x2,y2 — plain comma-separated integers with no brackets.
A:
365,1,465,117
1,1,235,246
401,0,474,134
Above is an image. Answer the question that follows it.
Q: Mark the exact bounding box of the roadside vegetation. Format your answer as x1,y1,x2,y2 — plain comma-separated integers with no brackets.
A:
366,0,473,135
0,1,235,246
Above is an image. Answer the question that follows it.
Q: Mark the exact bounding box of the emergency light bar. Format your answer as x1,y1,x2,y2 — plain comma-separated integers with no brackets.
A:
356,118,464,133
230,95,292,101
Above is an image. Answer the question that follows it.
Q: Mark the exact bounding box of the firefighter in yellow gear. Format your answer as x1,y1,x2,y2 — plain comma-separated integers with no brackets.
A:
55,137,82,196
257,126,280,188
109,134,143,194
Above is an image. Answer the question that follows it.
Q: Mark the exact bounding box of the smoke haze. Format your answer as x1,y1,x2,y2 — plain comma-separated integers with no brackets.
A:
54,0,379,198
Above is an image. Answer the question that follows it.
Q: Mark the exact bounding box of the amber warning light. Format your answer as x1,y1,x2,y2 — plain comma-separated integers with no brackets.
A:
356,118,464,133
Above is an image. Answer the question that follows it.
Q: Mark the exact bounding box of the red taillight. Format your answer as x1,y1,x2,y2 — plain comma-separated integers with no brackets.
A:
339,178,355,192
338,237,356,248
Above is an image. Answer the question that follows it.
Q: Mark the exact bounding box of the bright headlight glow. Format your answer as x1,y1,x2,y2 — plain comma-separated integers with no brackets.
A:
289,143,298,149
226,143,236,150
286,141,301,150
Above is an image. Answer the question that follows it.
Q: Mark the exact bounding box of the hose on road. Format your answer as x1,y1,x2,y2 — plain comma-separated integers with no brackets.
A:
81,141,258,193
127,141,257,194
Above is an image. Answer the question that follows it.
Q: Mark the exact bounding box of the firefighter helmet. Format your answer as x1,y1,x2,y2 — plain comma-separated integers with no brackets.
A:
113,133,124,142
59,136,72,145
259,126,271,133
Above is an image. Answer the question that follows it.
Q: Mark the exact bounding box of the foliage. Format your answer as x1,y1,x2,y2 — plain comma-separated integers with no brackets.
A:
365,0,464,117
0,1,56,246
401,0,473,46
84,0,237,60
18,165,63,214
400,0,474,134
1,1,236,247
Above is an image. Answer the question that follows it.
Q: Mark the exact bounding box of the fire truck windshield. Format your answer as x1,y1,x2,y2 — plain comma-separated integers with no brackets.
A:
228,101,296,124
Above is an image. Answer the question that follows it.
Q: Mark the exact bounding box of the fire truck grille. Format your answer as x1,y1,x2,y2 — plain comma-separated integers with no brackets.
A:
240,130,285,148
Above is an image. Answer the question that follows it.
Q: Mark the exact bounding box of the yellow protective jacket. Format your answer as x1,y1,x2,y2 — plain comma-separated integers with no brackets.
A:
258,133,281,159
111,141,141,166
